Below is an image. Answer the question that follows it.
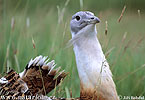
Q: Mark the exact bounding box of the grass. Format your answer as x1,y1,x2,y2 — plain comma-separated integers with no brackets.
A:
0,0,145,98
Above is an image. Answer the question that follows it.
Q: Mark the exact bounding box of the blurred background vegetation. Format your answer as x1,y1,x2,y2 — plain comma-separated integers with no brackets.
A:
0,0,145,99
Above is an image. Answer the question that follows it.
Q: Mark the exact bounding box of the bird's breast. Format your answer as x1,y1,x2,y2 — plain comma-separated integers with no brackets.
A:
73,38,105,89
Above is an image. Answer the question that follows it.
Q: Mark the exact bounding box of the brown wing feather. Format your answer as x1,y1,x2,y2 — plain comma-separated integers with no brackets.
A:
0,70,32,99
21,64,67,95
0,56,67,99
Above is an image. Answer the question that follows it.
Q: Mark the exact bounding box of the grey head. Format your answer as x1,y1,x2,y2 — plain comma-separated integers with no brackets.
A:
70,11,100,37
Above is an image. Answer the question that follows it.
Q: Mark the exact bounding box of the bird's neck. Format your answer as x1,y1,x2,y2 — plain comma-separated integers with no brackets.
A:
73,33,106,88
72,27,119,100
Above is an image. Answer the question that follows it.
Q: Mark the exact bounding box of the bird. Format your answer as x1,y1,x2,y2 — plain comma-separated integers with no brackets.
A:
69,11,119,100
0,11,119,100
0,55,67,99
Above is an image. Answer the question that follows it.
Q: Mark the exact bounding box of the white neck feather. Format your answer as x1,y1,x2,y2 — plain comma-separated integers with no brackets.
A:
72,24,108,87
72,24,119,99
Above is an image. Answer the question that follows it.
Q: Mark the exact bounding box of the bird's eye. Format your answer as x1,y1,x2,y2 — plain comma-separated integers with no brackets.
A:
75,16,80,21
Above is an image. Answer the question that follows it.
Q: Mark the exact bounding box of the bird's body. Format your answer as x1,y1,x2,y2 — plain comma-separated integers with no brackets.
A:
70,11,119,100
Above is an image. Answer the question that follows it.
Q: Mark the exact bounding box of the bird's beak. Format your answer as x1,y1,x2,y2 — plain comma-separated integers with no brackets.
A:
90,16,100,24
86,16,100,25
94,16,100,23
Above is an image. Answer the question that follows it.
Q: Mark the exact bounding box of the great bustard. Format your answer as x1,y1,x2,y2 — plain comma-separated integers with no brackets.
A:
0,11,119,100
69,11,119,100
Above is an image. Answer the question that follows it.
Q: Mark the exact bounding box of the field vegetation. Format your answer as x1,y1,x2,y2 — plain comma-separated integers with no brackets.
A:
0,0,145,98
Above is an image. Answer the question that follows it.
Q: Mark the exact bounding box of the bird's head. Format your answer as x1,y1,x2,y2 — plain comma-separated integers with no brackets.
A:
70,11,100,37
